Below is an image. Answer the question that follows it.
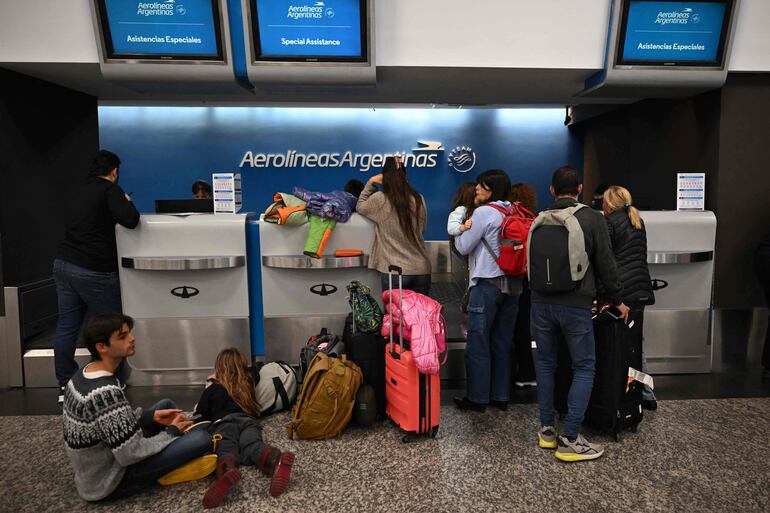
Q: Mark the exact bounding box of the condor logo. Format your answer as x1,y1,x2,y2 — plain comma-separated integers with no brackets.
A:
171,286,199,299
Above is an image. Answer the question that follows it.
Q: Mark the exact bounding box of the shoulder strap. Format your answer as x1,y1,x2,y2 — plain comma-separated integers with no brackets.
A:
483,203,509,215
481,237,498,260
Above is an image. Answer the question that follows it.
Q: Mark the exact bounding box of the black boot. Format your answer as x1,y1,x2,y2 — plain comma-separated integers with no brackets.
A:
453,396,486,413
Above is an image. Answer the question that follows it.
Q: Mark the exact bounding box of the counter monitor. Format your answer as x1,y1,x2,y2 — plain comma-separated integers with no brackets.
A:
95,0,225,62
249,0,368,62
616,0,733,67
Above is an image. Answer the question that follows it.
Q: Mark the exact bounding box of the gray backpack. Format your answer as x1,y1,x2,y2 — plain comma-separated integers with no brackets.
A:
527,204,590,293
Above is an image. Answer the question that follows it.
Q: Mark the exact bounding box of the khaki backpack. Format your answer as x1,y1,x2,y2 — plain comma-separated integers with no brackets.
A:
287,352,363,440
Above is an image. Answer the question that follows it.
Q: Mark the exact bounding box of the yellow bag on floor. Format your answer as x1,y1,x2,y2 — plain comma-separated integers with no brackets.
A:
158,454,217,485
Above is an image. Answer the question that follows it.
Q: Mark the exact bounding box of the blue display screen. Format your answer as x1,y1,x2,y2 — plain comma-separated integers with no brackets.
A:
99,0,223,59
252,0,365,61
620,1,728,64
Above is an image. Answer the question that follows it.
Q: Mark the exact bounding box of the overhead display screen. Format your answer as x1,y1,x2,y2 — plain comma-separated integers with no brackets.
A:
617,1,731,66
250,0,367,62
97,0,224,61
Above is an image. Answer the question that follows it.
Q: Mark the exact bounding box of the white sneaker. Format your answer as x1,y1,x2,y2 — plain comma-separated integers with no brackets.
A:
514,380,537,388
58,386,65,405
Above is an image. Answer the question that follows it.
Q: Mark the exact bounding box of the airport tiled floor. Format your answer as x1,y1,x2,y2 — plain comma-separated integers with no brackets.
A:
1,394,769,513
1,370,769,512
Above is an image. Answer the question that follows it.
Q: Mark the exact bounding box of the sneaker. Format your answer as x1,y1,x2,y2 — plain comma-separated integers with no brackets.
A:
269,451,295,497
58,386,65,405
554,434,604,462
538,426,558,449
453,396,486,413
158,454,218,485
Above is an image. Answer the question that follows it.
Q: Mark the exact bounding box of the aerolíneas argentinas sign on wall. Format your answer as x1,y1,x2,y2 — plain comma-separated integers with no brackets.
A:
238,141,478,173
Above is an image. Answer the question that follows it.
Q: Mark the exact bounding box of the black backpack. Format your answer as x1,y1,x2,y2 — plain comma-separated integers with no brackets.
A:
527,204,590,294
299,328,345,382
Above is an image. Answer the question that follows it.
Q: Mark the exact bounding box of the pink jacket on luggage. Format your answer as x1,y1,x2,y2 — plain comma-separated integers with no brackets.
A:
381,289,447,375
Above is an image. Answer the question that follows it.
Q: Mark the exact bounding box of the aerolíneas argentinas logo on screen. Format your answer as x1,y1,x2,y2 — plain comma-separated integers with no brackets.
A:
136,0,176,17
287,1,331,20
655,7,699,25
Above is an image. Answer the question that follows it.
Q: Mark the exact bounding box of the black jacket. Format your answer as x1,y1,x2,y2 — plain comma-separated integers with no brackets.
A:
195,382,245,422
57,177,140,272
605,209,654,306
531,198,623,309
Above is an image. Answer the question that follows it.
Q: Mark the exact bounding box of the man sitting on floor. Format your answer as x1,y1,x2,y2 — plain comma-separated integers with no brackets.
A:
62,313,213,501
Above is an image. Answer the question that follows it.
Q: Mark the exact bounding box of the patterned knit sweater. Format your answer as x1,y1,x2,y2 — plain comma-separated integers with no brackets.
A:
62,365,179,501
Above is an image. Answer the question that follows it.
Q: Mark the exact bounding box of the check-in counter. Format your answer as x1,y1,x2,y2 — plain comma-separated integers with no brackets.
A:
640,211,716,374
254,213,381,364
116,214,251,385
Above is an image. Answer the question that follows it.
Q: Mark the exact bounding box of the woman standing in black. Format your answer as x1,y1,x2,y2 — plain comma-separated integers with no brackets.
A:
603,186,657,410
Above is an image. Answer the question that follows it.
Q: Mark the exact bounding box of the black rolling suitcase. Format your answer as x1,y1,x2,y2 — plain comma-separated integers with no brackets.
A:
552,310,645,441
587,310,644,441
343,313,387,420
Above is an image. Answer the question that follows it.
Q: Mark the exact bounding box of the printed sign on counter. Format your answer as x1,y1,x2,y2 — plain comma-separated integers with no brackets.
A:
213,173,242,214
676,172,705,211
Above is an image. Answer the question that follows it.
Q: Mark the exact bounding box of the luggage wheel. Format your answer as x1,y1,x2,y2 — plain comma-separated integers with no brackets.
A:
430,426,439,438
402,433,413,444
614,431,624,443
629,423,640,434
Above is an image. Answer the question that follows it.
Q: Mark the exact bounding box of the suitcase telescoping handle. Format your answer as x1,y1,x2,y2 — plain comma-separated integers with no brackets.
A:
387,265,403,358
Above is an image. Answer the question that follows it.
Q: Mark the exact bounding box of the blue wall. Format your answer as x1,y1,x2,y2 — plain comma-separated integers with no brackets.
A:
99,107,582,239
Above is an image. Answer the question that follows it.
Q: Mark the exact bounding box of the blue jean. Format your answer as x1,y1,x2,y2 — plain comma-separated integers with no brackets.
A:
53,259,125,387
464,280,519,404
380,273,431,297
107,399,213,500
531,302,595,438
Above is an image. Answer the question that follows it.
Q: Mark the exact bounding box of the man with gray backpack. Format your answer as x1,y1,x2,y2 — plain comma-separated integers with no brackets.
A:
527,166,628,462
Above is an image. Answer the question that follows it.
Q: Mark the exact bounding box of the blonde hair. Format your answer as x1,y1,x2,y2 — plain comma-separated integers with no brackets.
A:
603,186,642,230
214,347,261,417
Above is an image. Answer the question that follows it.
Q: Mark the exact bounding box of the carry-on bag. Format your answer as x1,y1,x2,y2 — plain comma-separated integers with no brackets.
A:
253,361,298,415
287,352,362,440
344,310,387,421
550,310,647,441
299,328,345,383
384,265,440,443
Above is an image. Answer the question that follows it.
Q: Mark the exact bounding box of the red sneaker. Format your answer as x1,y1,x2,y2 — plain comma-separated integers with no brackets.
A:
268,451,295,497
202,465,241,508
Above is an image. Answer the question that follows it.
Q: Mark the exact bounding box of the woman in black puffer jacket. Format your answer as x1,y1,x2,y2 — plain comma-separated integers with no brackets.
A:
603,186,657,411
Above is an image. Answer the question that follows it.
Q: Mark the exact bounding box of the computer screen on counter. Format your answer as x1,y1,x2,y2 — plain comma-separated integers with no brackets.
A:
250,0,368,62
616,0,732,67
96,0,225,61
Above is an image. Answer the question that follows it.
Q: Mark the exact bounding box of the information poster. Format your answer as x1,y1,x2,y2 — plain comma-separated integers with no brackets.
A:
676,172,705,211
103,0,220,57
213,173,242,214
621,1,727,63
254,0,362,58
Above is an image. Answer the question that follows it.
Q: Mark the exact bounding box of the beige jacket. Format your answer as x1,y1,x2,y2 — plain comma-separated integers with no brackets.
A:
356,182,431,275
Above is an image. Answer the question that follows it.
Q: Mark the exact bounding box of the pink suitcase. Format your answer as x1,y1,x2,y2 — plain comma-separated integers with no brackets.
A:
384,265,440,443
